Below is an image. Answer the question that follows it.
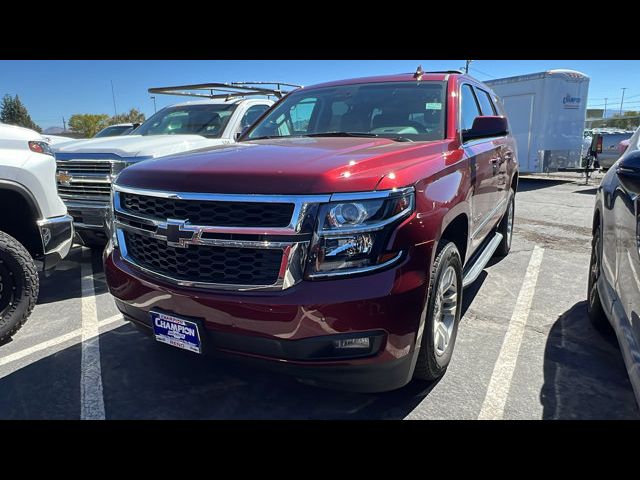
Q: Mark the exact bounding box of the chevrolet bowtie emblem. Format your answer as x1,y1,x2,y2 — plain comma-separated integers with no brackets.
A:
56,171,73,186
155,219,202,248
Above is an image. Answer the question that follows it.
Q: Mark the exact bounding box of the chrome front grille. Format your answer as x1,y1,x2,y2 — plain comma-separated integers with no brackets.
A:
124,231,284,285
120,192,294,228
113,185,331,291
56,160,113,202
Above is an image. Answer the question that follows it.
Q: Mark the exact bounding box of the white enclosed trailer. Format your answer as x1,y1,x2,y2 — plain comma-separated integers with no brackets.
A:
485,69,589,173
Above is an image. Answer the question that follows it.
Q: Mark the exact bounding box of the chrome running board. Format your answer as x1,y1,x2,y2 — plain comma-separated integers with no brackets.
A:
462,232,503,289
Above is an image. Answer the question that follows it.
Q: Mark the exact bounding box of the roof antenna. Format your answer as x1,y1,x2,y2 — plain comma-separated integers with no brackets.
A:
414,64,424,81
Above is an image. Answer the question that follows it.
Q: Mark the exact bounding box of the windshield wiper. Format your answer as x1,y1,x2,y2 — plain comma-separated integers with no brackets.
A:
246,135,286,141
305,132,413,142
304,132,379,138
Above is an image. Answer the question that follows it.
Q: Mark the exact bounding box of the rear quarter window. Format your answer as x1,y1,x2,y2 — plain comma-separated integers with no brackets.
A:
475,88,498,116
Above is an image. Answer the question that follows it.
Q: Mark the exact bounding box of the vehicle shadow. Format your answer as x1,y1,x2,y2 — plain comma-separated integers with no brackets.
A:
461,270,487,318
540,301,639,419
572,188,598,195
37,246,108,305
517,178,570,192
0,321,445,420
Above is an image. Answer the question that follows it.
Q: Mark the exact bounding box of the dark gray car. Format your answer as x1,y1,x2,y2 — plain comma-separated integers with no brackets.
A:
588,126,640,407
596,132,634,169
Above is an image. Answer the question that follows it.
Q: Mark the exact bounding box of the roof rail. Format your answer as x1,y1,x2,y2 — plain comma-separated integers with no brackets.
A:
147,82,303,100
406,70,464,76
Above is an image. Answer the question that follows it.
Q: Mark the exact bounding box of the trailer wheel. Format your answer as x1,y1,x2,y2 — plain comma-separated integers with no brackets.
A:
0,231,39,342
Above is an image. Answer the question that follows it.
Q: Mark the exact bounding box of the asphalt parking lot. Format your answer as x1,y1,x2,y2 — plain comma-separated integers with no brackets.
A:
1,177,638,419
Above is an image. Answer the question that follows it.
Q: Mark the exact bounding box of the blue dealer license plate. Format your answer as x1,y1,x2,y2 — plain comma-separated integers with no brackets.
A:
151,312,202,354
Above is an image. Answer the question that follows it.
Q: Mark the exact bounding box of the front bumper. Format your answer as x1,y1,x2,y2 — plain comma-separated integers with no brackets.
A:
37,214,74,270
104,242,434,392
64,200,110,231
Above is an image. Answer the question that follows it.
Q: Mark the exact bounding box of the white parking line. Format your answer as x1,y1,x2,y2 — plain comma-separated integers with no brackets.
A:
0,314,123,370
478,246,544,420
80,248,106,420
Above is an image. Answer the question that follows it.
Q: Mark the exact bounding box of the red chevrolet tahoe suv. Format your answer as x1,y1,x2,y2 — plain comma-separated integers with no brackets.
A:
104,70,518,392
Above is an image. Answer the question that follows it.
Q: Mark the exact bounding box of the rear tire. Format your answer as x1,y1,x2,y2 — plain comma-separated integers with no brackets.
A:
495,189,515,257
413,241,463,382
0,231,39,342
587,221,611,333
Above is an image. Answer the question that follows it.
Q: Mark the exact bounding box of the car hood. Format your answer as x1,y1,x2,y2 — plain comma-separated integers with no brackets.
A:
53,134,227,159
116,137,452,194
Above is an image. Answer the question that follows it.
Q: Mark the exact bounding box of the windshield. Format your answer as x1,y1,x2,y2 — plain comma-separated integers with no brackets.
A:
94,125,134,138
133,103,237,138
246,81,447,142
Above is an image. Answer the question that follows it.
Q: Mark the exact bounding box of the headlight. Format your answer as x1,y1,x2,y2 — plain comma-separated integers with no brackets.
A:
307,188,414,278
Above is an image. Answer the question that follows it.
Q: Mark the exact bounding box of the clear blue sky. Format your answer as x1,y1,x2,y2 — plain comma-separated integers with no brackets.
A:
1,60,639,129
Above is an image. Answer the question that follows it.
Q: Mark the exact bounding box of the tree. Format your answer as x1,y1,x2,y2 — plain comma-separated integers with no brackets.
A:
608,111,640,130
109,108,145,125
68,114,110,138
0,94,41,132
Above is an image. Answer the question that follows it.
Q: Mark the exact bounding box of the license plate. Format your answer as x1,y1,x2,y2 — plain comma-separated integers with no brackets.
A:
151,311,202,354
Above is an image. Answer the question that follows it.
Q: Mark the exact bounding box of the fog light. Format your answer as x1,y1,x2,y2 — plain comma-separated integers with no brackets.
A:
333,337,370,349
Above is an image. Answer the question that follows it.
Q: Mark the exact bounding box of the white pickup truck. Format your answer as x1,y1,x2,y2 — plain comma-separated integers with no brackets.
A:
54,82,299,247
0,123,74,341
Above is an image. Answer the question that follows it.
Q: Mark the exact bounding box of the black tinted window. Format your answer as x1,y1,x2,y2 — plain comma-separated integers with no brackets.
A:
461,84,481,131
475,88,497,116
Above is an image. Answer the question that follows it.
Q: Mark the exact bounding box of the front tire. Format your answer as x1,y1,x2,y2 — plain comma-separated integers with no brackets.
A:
413,241,463,382
587,221,610,333
0,231,39,342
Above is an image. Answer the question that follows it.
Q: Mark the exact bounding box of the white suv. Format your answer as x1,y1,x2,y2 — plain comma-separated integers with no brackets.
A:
0,123,74,341
53,82,299,247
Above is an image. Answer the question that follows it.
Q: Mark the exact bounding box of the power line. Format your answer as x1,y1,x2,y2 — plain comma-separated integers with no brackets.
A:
469,66,496,79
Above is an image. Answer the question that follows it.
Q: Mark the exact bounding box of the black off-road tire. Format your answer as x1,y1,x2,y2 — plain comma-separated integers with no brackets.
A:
413,241,463,382
495,189,515,257
0,231,39,342
587,221,611,333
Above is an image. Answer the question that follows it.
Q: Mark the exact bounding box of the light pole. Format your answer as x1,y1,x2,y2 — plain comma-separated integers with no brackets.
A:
464,60,473,74
603,98,608,118
620,88,627,115
150,96,157,113
110,80,118,116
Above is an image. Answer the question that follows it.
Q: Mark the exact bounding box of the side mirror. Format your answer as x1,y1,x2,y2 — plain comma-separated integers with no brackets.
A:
617,150,640,194
235,126,250,141
462,116,509,143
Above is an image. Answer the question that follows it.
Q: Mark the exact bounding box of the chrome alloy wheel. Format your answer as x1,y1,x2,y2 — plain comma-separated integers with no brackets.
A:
432,265,458,357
